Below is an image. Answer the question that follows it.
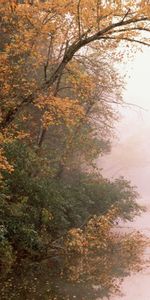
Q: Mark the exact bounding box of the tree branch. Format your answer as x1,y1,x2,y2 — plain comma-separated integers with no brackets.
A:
44,36,53,82
110,26,150,34
77,0,82,38
100,36,150,47
121,8,131,23
0,15,149,130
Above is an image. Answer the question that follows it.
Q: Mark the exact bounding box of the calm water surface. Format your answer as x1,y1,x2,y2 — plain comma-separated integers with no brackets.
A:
1,207,150,300
112,208,150,300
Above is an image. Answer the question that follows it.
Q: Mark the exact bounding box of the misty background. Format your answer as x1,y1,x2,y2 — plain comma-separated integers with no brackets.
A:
98,47,150,207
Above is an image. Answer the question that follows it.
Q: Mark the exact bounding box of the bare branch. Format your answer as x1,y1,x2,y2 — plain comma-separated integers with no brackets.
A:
110,26,150,34
121,8,131,23
57,86,72,92
37,127,47,147
44,36,53,82
77,0,82,38
98,13,113,22
96,0,100,30
100,36,150,47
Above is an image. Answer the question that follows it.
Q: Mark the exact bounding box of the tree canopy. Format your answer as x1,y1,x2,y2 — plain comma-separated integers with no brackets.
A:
0,0,149,280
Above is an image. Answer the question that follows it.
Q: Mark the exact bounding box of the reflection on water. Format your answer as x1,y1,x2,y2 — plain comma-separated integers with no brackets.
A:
112,209,150,300
0,222,147,300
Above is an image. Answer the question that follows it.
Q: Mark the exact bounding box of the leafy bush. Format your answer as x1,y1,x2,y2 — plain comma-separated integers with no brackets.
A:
0,141,143,274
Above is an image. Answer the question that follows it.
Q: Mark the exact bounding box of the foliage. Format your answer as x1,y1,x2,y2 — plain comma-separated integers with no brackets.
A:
1,0,150,172
62,230,145,299
0,221,146,300
0,0,149,281
0,225,15,275
64,207,144,256
0,141,143,274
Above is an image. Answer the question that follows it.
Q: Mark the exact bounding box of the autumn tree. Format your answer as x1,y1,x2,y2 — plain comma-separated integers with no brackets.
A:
1,0,150,129
0,0,150,175
0,0,149,274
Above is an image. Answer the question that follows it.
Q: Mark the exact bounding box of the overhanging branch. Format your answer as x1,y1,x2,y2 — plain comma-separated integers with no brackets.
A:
1,15,150,130
100,36,150,46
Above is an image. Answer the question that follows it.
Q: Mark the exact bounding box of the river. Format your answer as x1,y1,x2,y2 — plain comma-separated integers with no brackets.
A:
112,208,150,300
0,206,149,300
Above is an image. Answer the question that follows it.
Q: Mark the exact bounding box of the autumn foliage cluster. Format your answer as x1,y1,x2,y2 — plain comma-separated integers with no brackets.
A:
63,209,146,299
0,0,150,282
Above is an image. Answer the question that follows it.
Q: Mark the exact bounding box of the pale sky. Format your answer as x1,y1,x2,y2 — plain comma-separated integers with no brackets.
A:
100,46,150,300
98,46,150,204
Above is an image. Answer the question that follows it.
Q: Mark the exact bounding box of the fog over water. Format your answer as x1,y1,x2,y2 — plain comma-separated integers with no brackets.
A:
98,47,150,299
99,47,150,205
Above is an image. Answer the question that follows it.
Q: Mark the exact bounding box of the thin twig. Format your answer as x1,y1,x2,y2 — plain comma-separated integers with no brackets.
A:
100,36,150,47
121,8,131,23
77,0,81,38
